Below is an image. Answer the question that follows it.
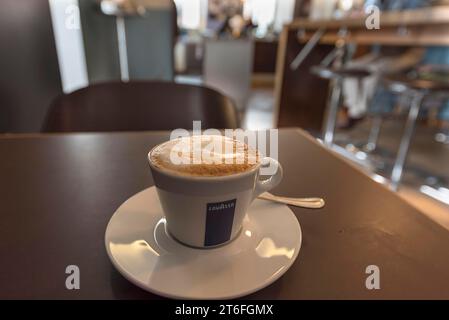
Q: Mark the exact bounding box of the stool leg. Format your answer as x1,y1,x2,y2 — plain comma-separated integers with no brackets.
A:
365,116,383,152
323,78,342,146
391,92,424,190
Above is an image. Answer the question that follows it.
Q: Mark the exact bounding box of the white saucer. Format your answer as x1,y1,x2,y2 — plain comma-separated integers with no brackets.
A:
105,187,302,299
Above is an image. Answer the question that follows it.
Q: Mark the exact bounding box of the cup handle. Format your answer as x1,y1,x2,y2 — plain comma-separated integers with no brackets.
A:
253,157,283,200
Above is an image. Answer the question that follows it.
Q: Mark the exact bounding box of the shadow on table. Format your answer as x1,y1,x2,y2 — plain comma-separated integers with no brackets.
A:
109,268,164,300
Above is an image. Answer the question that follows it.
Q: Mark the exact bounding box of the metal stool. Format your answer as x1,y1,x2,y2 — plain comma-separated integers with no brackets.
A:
383,73,449,190
311,65,372,146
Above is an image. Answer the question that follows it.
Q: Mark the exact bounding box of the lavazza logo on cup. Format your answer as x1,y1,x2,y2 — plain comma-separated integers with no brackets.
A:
147,121,281,248
205,199,237,246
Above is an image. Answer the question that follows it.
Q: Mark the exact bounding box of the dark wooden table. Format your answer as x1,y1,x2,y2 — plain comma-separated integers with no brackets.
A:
1,128,449,299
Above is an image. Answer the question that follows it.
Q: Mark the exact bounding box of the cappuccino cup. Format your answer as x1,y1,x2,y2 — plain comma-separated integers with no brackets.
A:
148,135,283,248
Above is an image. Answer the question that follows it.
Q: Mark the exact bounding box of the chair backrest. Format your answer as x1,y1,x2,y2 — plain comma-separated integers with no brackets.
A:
79,0,176,83
42,81,239,132
0,0,62,133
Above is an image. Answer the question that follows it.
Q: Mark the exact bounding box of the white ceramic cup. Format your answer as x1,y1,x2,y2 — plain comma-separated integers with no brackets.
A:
148,148,283,248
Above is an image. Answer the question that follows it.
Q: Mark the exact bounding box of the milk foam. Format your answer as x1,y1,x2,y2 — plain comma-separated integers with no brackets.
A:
150,135,260,177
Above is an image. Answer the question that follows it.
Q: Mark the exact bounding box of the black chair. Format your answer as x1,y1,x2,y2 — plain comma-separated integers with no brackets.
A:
42,81,239,132
0,0,62,133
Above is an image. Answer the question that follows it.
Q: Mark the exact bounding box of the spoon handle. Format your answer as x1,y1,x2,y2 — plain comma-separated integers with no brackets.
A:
258,192,325,209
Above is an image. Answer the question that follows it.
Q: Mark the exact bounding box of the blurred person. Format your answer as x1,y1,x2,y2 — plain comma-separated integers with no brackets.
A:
420,48,449,144
340,48,424,128
341,0,449,128
357,48,449,128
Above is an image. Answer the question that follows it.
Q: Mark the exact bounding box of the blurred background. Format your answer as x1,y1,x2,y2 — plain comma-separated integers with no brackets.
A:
1,0,448,213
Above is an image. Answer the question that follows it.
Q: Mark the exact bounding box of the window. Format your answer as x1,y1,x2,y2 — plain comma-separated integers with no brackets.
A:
244,0,295,35
174,0,208,30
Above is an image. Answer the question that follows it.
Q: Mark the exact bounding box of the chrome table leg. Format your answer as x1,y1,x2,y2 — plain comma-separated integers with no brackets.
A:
365,116,383,152
323,78,342,146
390,92,424,190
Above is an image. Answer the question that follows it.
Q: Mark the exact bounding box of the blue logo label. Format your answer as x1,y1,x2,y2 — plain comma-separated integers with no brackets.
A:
204,199,237,246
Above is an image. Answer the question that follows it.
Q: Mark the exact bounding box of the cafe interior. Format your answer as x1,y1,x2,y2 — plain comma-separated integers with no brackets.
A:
1,0,449,300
